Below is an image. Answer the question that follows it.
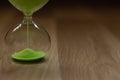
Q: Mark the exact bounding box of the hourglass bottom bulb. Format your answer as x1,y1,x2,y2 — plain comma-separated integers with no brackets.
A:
12,48,45,61
5,16,51,61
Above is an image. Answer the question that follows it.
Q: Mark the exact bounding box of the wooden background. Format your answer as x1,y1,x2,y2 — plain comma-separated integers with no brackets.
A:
0,4,120,80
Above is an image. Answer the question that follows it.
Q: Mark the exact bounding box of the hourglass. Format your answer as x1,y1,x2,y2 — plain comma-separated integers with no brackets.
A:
4,0,51,61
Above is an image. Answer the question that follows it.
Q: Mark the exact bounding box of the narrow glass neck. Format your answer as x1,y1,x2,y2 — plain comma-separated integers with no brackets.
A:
24,12,33,17
22,16,33,24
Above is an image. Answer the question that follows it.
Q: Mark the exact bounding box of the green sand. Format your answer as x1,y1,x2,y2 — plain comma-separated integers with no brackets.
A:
12,48,45,61
9,0,49,16
9,0,48,61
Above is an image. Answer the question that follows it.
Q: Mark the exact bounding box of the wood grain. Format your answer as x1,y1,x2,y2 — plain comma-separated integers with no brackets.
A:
0,7,61,80
56,7,120,80
1,6,120,80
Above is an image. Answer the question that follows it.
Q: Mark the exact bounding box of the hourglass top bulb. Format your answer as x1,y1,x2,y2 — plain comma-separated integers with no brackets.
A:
9,0,49,16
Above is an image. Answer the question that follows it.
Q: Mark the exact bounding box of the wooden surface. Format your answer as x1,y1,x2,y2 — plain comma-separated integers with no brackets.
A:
1,6,120,80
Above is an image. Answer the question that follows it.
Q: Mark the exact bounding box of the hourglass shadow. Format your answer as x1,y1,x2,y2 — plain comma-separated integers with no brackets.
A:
12,58,46,64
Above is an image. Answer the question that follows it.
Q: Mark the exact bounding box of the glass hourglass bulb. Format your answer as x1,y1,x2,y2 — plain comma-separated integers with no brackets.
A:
4,0,50,61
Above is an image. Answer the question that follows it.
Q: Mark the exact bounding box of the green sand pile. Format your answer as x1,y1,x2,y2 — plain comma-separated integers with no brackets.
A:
12,48,45,61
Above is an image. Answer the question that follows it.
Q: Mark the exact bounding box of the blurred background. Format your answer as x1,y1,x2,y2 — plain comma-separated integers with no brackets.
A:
0,0,120,6
0,0,120,17
1,0,120,80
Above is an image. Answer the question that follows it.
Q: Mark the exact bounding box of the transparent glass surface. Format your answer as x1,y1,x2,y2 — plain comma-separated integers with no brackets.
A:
4,0,50,60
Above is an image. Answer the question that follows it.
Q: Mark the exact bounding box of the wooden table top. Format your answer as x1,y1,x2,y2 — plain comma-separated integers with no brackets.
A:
0,6,120,80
